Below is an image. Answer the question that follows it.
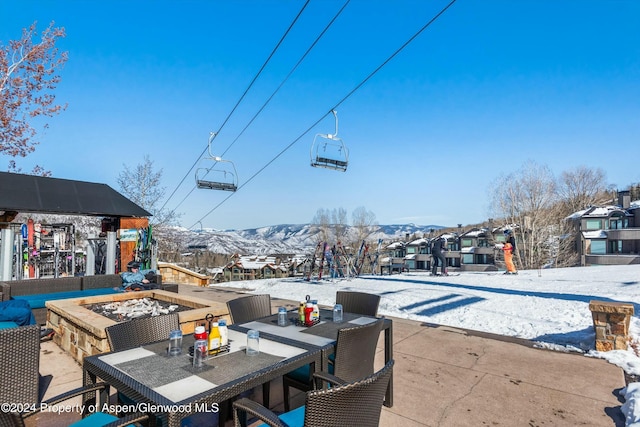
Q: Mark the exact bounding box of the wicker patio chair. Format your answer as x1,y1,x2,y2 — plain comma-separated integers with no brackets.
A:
282,317,384,412
234,359,394,427
0,382,149,427
225,294,273,410
0,325,40,406
105,313,179,351
336,291,381,316
226,294,272,325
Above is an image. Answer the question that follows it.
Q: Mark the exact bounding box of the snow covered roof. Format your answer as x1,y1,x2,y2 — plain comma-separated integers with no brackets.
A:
230,255,282,270
386,241,405,249
568,205,631,219
460,228,487,238
407,238,428,246
582,230,608,239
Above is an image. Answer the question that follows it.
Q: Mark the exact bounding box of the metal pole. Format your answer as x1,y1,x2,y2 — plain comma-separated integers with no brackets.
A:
0,228,15,281
106,231,117,274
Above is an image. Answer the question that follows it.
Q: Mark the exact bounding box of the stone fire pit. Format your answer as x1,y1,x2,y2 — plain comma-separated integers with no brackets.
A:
46,290,229,363
84,297,193,322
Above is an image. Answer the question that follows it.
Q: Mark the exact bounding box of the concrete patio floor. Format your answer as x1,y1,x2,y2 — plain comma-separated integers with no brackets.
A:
29,285,626,426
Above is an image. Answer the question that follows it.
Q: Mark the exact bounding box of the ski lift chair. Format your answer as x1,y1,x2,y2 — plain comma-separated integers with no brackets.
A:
310,110,349,172
195,158,238,192
195,133,239,191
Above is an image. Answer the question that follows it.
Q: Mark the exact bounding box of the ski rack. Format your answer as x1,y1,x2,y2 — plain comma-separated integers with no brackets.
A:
310,110,348,172
195,132,238,192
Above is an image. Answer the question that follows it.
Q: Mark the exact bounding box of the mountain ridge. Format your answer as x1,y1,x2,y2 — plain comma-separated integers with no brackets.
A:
159,223,445,255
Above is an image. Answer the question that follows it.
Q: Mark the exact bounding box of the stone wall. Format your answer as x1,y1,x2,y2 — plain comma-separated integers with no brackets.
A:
158,262,210,287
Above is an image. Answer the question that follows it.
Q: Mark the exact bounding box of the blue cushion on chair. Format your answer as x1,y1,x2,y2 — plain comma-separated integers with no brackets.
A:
12,288,120,309
257,405,305,427
0,321,19,329
70,412,123,427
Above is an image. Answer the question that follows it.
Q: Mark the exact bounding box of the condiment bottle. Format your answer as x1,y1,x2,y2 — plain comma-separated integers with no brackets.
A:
312,300,320,321
218,319,228,346
304,302,314,326
298,301,306,323
194,325,207,341
208,322,221,355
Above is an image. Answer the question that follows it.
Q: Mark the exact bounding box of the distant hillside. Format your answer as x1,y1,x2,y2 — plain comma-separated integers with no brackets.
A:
157,223,444,255
14,214,445,256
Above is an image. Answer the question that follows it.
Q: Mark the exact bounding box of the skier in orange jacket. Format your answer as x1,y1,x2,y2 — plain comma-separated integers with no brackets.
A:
502,229,517,274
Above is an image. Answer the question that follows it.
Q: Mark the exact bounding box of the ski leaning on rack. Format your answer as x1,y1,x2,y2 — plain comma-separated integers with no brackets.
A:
305,242,323,281
318,242,329,280
336,241,356,277
369,238,383,275
355,240,369,276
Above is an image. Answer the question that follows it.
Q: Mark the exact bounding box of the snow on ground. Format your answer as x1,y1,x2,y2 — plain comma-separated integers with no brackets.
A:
213,263,640,424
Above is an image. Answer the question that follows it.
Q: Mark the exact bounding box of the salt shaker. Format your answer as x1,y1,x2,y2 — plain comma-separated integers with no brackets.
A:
278,307,288,327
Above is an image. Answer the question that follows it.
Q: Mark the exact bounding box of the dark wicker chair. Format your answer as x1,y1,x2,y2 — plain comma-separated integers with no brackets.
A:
105,313,180,351
105,313,181,420
226,294,272,325
0,325,147,427
336,291,380,316
233,359,394,427
226,295,273,409
0,382,149,427
0,325,40,406
282,317,384,412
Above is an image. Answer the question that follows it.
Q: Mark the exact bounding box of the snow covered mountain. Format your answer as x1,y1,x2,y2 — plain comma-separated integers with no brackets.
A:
158,223,444,255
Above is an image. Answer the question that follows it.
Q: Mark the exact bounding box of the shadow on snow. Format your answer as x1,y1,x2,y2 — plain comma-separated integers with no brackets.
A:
361,276,640,317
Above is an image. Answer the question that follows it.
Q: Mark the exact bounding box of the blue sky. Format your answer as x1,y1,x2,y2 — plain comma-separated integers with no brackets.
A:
2,1,639,230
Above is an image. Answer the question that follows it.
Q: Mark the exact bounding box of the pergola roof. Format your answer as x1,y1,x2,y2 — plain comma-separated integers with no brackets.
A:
0,172,151,218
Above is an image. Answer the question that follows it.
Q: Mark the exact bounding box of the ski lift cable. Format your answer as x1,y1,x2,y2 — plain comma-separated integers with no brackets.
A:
194,0,351,187
188,111,334,229
217,0,351,161
189,0,457,228
180,0,351,221
190,0,348,194
328,0,457,114
160,0,312,214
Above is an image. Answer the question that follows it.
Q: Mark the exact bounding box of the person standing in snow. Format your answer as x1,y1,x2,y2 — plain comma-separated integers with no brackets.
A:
431,236,448,276
502,230,517,274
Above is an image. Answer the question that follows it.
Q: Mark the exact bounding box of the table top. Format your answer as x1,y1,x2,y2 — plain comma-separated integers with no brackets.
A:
83,329,321,426
232,309,386,349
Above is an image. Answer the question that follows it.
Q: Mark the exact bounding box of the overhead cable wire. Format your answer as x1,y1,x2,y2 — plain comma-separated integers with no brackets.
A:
189,0,458,229
160,0,311,214
174,0,351,219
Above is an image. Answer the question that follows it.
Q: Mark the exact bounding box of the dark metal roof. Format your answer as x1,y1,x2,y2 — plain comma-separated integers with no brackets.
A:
0,172,151,217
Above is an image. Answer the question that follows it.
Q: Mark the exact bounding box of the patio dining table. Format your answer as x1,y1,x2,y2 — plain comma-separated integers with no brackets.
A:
229,308,394,407
82,329,321,427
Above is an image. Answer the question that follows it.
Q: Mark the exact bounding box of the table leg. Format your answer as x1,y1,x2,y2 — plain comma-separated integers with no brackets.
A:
384,323,393,407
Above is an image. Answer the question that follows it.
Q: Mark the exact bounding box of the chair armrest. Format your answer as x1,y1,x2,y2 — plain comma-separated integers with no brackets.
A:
22,382,111,419
312,371,348,390
232,397,286,427
21,382,149,426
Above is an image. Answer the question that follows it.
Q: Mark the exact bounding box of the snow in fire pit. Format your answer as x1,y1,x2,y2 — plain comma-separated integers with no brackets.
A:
85,298,190,322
